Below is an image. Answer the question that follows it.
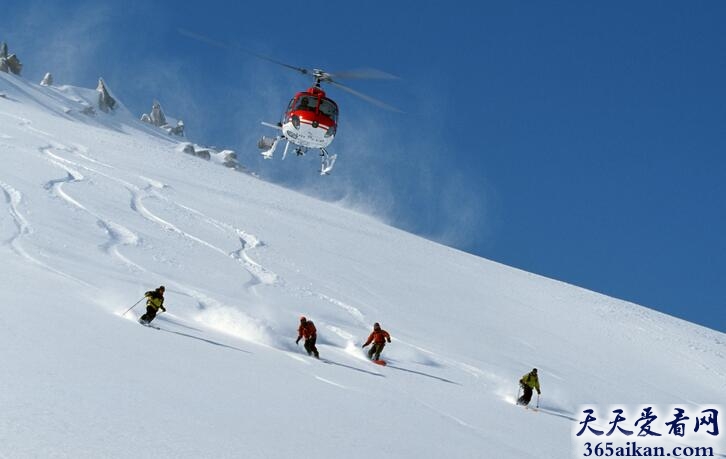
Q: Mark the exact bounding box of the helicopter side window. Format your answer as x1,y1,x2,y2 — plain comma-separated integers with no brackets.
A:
296,96,318,112
319,99,338,122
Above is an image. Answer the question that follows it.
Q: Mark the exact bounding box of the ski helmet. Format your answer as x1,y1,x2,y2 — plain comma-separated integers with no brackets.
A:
374,322,380,329
300,316,307,322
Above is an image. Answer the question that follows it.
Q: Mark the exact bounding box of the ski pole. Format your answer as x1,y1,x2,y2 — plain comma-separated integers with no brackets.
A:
122,296,145,316
536,393,540,409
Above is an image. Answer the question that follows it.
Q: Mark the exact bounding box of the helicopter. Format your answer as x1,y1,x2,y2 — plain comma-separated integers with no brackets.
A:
178,29,399,175
257,66,400,175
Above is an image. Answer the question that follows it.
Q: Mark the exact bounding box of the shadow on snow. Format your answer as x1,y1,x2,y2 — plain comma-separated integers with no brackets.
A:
387,364,460,385
155,326,250,354
323,359,385,378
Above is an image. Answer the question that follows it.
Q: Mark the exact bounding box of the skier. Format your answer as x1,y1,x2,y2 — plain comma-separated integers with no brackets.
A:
296,316,319,359
517,368,541,406
362,322,391,361
139,286,166,325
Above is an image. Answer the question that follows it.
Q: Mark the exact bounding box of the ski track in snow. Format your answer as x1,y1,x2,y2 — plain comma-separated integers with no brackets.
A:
232,229,278,287
37,147,286,346
11,112,53,137
0,180,30,252
414,395,484,433
302,289,366,324
168,199,279,287
0,178,88,285
138,175,168,190
97,220,144,272
42,147,86,210
70,143,116,169
314,376,348,389
138,193,279,289
41,147,145,272
37,146,236,277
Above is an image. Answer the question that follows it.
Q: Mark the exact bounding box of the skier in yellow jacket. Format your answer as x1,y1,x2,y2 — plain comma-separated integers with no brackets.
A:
139,286,166,325
517,368,541,406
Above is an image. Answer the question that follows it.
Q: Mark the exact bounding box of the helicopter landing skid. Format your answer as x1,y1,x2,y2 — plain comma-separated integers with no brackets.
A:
320,148,337,175
258,131,335,175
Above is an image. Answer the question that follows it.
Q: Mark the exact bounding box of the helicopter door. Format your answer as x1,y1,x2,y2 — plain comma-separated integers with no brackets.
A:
282,97,296,123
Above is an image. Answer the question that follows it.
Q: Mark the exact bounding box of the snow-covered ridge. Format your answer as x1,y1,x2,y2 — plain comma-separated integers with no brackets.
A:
1,71,724,458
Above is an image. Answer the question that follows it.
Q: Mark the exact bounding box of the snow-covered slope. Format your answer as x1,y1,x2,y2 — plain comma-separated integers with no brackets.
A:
1,72,724,458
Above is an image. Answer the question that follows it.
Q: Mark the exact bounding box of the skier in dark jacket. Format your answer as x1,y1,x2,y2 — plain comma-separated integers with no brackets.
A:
517,368,541,406
362,322,391,361
139,286,166,324
296,316,319,359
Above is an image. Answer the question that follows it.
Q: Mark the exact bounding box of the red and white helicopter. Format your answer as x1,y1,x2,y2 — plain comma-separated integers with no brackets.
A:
178,29,399,175
257,66,400,175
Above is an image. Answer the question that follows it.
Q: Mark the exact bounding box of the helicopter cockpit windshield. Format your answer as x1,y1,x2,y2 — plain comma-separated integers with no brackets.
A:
290,95,338,122
295,96,317,111
318,98,338,122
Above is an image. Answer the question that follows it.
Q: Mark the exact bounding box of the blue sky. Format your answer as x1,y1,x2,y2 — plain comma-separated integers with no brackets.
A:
2,1,724,333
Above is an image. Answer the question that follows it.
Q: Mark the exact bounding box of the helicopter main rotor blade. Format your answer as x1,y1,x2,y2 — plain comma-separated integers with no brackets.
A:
179,28,402,113
329,68,400,81
178,28,311,76
330,81,403,113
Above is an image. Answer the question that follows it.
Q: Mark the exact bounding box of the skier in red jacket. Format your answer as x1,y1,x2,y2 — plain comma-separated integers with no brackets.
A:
362,322,391,361
296,316,319,359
